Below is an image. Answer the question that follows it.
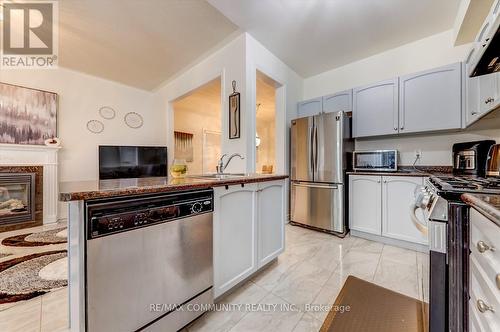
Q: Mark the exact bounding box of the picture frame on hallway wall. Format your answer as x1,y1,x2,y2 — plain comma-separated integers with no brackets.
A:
0,82,58,145
229,80,240,139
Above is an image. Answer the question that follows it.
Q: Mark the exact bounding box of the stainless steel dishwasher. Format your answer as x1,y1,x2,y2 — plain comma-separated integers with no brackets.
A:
85,189,213,332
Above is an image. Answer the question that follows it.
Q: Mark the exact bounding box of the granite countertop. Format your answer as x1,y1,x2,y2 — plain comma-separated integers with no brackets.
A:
59,174,288,201
347,166,452,177
461,193,500,226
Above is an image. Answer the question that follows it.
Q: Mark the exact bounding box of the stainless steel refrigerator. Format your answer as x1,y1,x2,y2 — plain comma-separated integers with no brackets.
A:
290,111,353,235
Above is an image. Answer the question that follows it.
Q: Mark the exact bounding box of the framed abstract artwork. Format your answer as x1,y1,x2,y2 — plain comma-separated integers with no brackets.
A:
0,82,58,145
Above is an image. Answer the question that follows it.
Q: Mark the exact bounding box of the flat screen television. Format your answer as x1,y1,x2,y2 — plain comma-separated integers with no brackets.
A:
99,146,168,180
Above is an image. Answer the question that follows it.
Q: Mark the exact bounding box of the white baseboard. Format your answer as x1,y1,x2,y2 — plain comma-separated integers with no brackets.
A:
350,230,429,253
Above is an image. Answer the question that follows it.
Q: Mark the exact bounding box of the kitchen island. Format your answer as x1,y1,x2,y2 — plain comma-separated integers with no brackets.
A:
60,174,288,332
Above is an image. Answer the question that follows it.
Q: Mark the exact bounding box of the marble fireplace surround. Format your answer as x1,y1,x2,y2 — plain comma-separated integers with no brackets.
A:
0,144,60,225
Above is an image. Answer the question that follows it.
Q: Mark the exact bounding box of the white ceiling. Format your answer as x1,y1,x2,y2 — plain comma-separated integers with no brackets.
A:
58,0,238,90
208,0,462,78
172,77,221,116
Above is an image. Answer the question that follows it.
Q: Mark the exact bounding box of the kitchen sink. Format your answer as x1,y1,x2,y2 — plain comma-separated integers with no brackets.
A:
188,173,248,180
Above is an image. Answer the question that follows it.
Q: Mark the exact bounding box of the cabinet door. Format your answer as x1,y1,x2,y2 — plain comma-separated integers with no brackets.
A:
353,78,399,137
479,72,499,113
322,89,352,113
257,180,285,268
382,176,428,244
297,97,322,117
349,175,382,235
465,62,482,127
213,184,258,298
399,62,462,133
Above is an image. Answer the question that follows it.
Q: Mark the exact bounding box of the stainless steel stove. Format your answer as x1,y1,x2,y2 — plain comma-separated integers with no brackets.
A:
428,176,500,194
413,175,500,332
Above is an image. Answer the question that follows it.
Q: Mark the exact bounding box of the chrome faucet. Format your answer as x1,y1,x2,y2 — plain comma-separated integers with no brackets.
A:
216,153,244,174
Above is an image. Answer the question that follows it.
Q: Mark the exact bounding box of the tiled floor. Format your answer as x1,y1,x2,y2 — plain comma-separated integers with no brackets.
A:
0,224,429,332
187,225,429,332
0,222,69,332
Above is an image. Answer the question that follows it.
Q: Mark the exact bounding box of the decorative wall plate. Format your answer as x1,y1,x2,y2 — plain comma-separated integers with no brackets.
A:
86,120,104,134
99,106,116,120
124,112,143,129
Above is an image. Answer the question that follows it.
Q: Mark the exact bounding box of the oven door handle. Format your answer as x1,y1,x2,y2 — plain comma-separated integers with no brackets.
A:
410,204,428,235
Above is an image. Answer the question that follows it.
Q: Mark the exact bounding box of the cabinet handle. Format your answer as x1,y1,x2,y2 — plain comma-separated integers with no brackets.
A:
477,240,495,253
383,180,387,183
377,180,381,183
400,126,404,130
477,299,495,313
471,110,478,115
394,127,398,131
496,274,500,290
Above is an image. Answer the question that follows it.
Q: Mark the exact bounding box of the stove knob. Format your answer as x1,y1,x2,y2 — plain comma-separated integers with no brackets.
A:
191,202,202,214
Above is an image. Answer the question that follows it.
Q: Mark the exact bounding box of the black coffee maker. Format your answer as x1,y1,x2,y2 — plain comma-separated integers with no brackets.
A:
452,140,496,177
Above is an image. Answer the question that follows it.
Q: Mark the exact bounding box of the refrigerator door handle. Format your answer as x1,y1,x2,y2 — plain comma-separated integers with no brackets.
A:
292,182,338,189
314,123,319,175
309,123,315,177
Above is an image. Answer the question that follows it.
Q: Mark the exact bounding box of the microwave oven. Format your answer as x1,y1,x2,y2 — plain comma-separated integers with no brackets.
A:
353,150,398,171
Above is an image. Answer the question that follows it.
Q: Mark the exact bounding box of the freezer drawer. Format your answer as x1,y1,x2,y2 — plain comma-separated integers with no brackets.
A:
290,182,344,233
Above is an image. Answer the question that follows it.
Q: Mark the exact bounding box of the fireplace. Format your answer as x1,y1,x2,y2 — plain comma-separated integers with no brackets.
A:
0,173,36,225
0,166,43,232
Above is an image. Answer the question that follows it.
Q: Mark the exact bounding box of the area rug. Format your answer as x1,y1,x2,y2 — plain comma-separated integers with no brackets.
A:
1,227,67,247
320,276,428,332
0,250,67,304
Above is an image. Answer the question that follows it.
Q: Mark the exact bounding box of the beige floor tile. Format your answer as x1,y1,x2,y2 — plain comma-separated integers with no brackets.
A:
230,293,302,332
349,237,384,254
417,252,430,302
251,253,303,292
0,296,41,332
307,240,350,272
381,244,417,265
41,287,69,332
188,282,268,332
333,249,380,281
308,271,347,322
373,258,419,299
271,260,332,306
292,313,322,332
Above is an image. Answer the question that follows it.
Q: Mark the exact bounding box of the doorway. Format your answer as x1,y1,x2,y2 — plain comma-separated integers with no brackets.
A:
256,71,279,174
172,77,222,175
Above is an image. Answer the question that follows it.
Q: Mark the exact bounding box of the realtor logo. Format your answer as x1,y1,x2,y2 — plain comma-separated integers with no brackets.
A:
1,1,58,68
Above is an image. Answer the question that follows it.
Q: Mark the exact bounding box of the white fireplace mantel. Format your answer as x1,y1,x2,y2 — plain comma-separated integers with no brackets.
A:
0,143,61,224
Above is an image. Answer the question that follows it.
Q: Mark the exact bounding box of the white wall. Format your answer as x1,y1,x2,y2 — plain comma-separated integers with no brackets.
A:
302,29,500,165
303,30,471,99
173,106,221,175
154,34,247,173
155,33,303,174
0,67,166,218
245,34,303,174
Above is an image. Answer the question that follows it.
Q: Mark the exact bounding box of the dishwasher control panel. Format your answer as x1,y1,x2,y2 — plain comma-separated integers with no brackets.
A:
86,189,213,239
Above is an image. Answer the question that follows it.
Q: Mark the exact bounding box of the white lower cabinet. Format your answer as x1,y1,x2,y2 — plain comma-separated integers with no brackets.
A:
349,175,382,235
257,181,286,267
213,180,286,298
349,175,428,247
382,176,427,245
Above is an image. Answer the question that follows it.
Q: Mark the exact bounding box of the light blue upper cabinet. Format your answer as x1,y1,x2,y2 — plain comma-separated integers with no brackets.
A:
297,97,322,118
353,78,399,138
322,89,352,113
399,62,462,134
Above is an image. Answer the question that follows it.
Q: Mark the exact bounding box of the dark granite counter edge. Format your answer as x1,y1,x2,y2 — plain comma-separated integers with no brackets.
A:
60,175,289,202
461,193,500,227
347,165,453,177
346,171,430,177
